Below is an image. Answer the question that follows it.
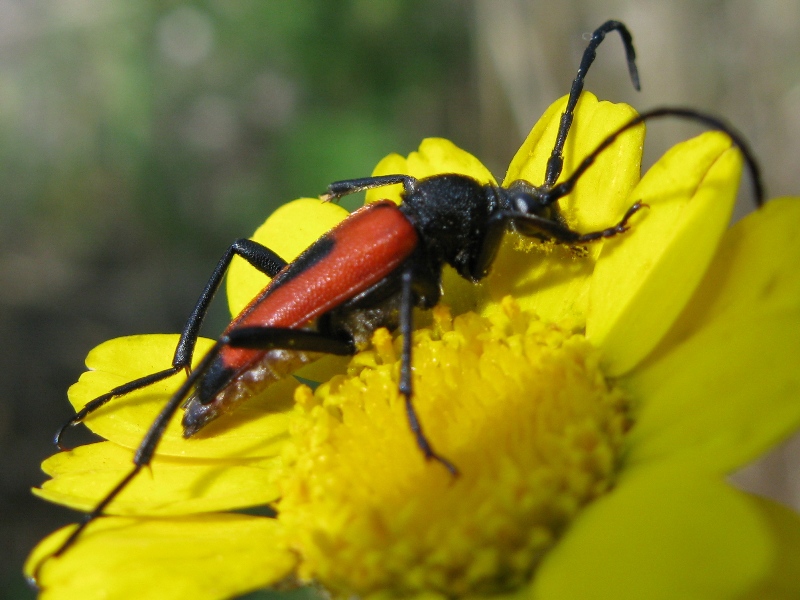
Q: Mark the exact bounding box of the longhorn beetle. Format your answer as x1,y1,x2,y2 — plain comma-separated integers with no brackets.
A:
45,20,764,565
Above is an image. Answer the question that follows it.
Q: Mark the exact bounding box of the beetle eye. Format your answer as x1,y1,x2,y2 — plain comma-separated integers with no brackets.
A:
511,193,540,214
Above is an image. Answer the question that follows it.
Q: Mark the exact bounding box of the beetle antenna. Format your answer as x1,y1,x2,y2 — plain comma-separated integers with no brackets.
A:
545,20,640,187
544,107,765,208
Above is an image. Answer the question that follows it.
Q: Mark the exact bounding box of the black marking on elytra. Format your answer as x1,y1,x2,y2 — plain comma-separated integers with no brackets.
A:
195,356,235,405
267,235,335,290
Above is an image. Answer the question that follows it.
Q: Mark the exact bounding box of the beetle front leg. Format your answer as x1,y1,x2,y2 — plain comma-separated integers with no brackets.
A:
493,200,647,247
321,175,419,202
571,201,647,242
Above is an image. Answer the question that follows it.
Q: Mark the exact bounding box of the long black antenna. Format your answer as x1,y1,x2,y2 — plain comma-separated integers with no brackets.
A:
544,107,765,207
544,20,641,187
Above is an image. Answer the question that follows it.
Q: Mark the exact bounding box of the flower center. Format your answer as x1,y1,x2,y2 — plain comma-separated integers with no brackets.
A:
276,298,630,597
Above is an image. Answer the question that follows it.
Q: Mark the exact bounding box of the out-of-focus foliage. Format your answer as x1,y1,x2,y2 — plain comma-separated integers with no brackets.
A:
0,0,472,255
0,2,474,597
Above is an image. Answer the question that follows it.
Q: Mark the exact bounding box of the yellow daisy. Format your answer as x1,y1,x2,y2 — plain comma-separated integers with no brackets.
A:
26,92,800,600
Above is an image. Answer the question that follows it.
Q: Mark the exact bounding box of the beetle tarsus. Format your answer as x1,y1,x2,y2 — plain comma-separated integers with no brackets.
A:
574,201,649,243
53,419,79,452
401,390,459,478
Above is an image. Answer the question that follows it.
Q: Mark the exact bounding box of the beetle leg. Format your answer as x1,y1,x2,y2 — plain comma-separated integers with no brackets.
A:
570,201,648,242
51,322,362,560
398,264,459,477
49,340,224,561
172,239,287,368
321,175,419,202
54,239,288,450
485,201,647,248
54,367,184,451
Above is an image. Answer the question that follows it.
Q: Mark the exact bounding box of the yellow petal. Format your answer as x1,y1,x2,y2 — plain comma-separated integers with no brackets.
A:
533,466,772,599
503,92,566,185
70,335,298,459
623,310,800,475
226,198,349,317
34,441,280,515
364,152,408,205
482,93,642,324
365,138,496,205
293,354,351,383
741,495,800,599
588,132,742,376
661,197,800,342
505,92,642,231
26,515,296,600
623,198,800,475
407,137,496,183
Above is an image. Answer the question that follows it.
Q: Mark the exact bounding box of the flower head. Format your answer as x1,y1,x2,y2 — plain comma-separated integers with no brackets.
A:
27,92,800,599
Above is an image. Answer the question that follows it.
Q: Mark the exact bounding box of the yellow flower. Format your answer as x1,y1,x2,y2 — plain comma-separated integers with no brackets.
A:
26,92,800,600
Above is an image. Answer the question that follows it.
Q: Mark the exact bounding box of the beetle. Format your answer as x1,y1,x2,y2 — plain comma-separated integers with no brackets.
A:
48,19,763,561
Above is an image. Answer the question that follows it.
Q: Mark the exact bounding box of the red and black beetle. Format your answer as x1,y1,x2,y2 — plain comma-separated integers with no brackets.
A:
50,20,763,558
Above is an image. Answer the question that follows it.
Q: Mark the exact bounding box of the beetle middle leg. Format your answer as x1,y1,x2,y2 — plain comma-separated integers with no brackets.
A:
501,201,647,246
398,263,459,476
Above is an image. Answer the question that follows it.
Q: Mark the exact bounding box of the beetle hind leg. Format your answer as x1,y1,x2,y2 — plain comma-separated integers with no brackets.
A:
54,238,290,450
54,367,180,450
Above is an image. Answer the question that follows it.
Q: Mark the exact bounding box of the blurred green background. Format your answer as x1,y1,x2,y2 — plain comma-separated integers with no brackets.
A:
2,1,798,597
